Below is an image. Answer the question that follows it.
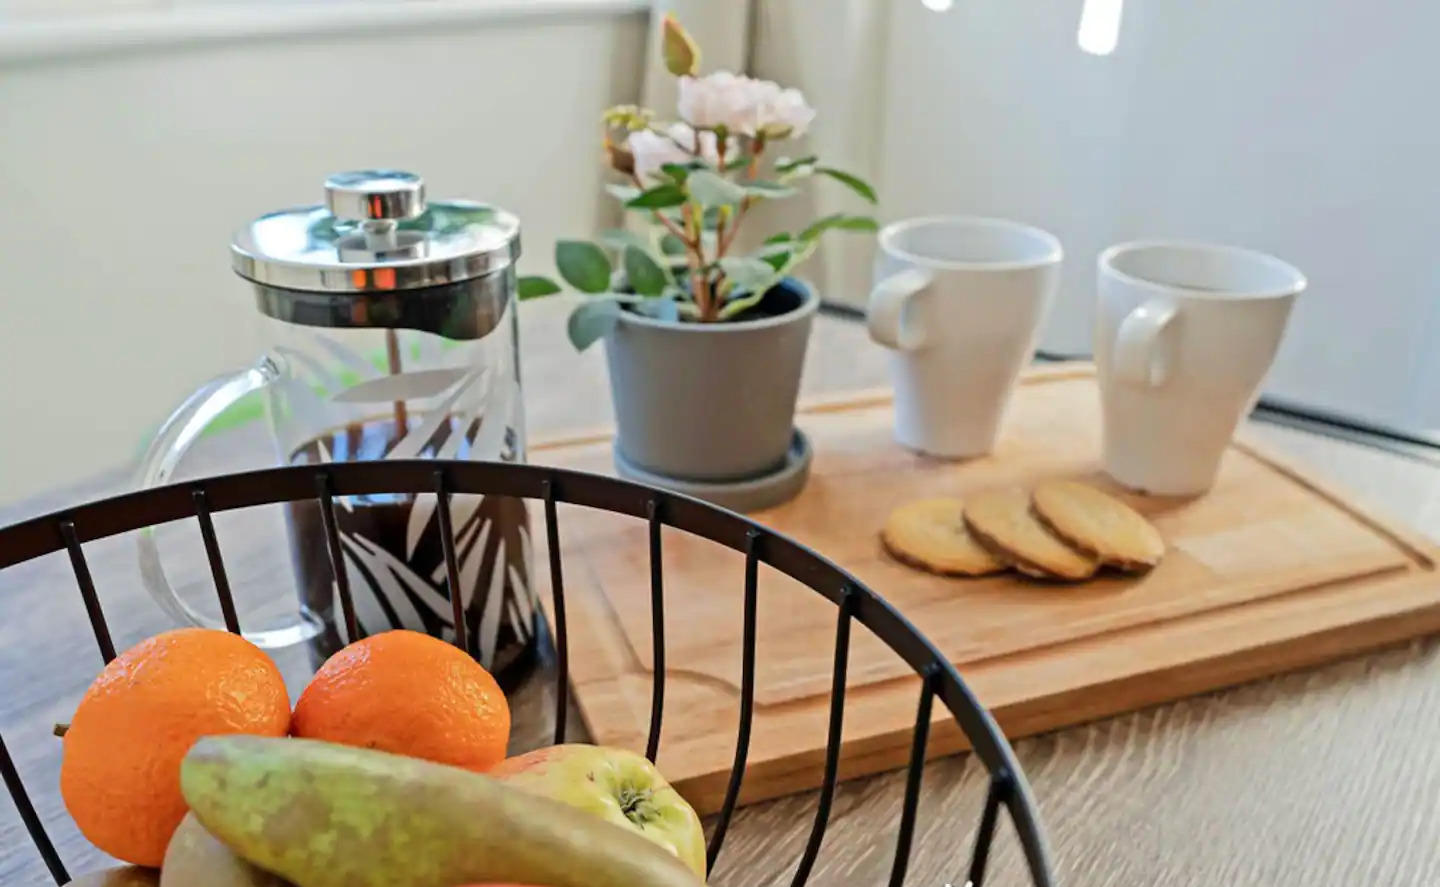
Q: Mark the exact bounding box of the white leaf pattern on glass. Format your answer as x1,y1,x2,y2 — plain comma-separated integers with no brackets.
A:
295,330,529,664
402,375,514,559
338,535,427,633
406,431,473,560
388,368,488,461
346,532,454,626
507,597,530,643
431,508,484,584
518,523,533,576
508,563,535,626
477,539,507,668
468,377,516,464
336,547,404,640
456,519,494,612
331,368,472,404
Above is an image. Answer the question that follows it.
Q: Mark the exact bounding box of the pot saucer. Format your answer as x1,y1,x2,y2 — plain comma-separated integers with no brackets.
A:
612,429,813,513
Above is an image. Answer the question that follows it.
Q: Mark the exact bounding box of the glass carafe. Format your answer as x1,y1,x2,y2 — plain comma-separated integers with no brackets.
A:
136,171,539,686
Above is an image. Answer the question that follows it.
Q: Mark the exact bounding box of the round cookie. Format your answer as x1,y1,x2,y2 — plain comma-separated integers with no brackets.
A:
962,488,1099,581
1032,480,1165,572
881,498,1008,577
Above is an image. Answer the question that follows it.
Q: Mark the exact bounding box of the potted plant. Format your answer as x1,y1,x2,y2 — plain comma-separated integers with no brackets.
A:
520,16,877,510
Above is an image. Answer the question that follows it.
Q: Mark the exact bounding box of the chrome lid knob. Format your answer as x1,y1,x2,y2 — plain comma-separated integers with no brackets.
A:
324,169,426,223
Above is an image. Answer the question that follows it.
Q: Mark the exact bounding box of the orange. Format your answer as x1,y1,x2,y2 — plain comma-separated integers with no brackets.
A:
292,629,510,772
60,628,290,867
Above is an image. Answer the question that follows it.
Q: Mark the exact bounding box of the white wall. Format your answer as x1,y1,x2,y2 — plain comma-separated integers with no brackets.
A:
0,2,647,504
878,0,1440,435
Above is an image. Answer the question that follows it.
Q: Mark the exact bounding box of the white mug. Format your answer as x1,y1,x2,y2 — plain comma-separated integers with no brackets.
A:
868,216,1062,457
1096,241,1306,495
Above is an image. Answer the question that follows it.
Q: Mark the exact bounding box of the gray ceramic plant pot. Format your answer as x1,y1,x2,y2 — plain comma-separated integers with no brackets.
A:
604,277,818,510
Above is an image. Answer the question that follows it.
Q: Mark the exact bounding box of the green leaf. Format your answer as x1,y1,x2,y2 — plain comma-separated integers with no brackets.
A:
718,291,768,320
597,228,651,253
605,183,641,202
775,155,818,173
659,162,697,184
555,241,613,293
687,170,746,207
799,214,880,242
723,154,751,172
764,232,794,245
659,233,688,256
835,215,879,232
627,184,688,209
601,229,673,278
718,257,779,292
816,167,878,204
758,246,791,272
742,180,798,199
567,298,623,351
623,245,668,296
517,276,562,300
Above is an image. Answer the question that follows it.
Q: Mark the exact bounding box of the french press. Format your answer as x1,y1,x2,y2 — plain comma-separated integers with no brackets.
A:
136,170,538,685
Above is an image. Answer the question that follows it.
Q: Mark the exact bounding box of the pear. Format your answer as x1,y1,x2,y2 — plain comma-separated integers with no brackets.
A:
65,867,157,886
180,736,704,887
160,812,290,887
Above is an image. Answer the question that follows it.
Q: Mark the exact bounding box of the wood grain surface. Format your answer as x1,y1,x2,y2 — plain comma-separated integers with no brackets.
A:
531,367,1440,817
1,310,1438,886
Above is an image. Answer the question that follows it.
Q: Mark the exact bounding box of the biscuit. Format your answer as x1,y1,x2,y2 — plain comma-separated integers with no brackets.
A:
881,498,1008,577
962,488,1099,581
1032,480,1164,572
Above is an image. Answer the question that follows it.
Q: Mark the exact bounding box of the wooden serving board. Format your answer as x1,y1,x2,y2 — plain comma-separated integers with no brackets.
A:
528,365,1440,814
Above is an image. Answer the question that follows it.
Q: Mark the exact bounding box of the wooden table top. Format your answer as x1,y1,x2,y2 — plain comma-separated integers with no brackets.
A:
2,301,1438,886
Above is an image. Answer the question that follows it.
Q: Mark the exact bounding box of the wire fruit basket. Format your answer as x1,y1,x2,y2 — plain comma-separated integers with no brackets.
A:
0,460,1054,887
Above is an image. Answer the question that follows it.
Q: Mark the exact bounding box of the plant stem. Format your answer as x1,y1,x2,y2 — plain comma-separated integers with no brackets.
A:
685,205,717,321
629,172,699,253
385,329,407,431
717,142,765,257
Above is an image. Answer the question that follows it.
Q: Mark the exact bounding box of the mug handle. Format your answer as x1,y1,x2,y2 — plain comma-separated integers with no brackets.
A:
1113,299,1179,387
867,268,934,351
134,357,313,648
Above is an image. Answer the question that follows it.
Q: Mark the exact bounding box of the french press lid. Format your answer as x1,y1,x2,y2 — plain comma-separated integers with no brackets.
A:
231,170,521,339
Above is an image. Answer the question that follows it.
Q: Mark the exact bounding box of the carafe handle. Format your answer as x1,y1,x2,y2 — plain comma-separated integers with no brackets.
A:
134,358,316,648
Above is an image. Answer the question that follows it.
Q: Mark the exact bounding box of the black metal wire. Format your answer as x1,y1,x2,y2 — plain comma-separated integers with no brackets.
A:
542,478,569,745
433,471,468,653
0,460,1054,887
889,666,938,887
789,584,857,887
58,520,114,664
0,735,66,884
706,528,762,873
967,772,1012,887
644,496,666,763
191,488,241,634
314,473,359,644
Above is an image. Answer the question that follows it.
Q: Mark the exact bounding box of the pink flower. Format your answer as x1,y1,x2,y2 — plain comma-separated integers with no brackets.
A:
626,128,691,181
677,71,816,139
677,71,756,132
751,82,816,139
627,124,735,180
